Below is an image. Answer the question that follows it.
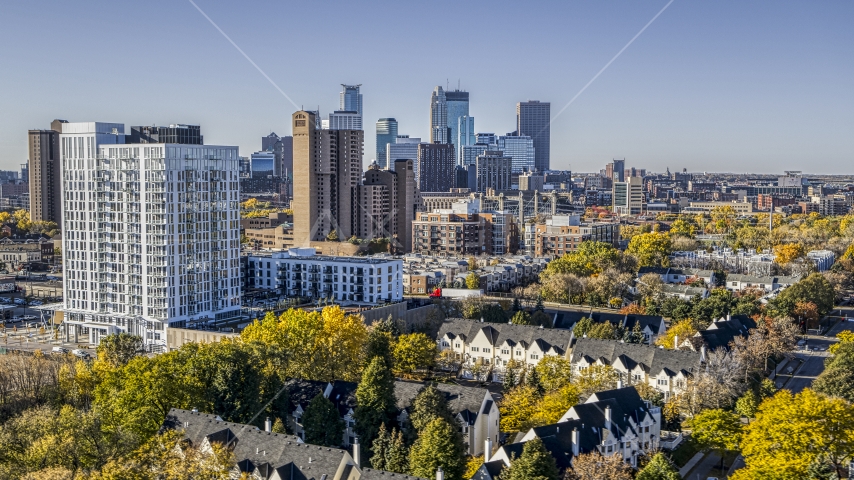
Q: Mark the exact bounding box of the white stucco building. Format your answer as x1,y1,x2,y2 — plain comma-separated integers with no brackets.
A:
62,139,241,351
245,248,402,304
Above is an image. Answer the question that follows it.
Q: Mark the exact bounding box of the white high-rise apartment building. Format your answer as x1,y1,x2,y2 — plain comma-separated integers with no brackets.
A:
61,141,241,351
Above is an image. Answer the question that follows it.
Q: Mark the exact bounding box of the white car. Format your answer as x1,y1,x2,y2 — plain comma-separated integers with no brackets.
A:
13,298,25,305
51,346,69,355
71,349,90,359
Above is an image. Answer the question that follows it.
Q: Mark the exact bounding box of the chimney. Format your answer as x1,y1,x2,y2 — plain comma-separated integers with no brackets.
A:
191,407,198,413
436,466,445,480
616,379,623,389
674,334,679,350
604,405,612,431
352,436,361,469
484,438,493,462
700,344,707,363
727,314,731,321
571,428,580,456
264,417,272,433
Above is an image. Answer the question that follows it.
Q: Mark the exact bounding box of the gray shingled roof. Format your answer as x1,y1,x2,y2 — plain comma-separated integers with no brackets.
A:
504,387,655,472
394,381,489,425
437,318,573,352
552,311,666,335
570,338,701,377
164,408,347,479
689,315,757,351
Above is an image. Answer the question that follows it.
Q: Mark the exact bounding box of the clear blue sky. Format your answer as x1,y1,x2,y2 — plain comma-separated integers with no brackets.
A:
1,0,852,174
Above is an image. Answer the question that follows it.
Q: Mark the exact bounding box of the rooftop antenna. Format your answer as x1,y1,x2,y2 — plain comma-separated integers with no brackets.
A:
458,79,460,90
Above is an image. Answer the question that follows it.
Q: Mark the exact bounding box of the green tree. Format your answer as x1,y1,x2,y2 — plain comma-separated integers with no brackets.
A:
326,229,339,241
271,417,287,434
97,333,144,368
773,273,836,317
735,388,760,420
370,423,391,471
813,342,854,403
409,418,467,480
392,333,437,375
0,405,138,477
466,272,480,289
572,317,595,338
534,356,573,392
586,321,618,340
635,452,681,480
541,241,621,277
805,455,839,480
408,385,456,433
386,428,410,474
511,310,532,325
355,356,397,459
366,327,394,369
498,437,558,480
687,409,743,471
302,393,345,447
627,232,673,268
191,341,264,424
94,349,200,442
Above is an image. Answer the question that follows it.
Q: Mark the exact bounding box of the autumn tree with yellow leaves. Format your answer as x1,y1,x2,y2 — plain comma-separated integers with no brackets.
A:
732,389,854,479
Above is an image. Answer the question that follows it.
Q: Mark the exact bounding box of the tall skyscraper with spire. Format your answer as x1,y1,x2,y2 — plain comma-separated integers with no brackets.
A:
430,86,448,144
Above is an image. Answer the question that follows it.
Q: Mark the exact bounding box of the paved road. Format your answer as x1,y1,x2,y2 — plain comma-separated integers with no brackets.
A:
785,354,828,393
781,313,854,393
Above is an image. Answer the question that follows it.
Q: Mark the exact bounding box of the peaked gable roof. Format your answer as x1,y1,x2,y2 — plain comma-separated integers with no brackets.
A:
164,409,347,479
570,338,701,377
394,380,490,424
437,318,573,352
688,315,757,351
552,311,666,335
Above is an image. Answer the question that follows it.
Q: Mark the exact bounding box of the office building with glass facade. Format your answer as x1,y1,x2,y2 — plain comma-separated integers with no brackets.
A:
375,118,398,169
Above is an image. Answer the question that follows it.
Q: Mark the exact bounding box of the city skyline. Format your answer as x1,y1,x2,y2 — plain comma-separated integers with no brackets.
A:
0,0,852,173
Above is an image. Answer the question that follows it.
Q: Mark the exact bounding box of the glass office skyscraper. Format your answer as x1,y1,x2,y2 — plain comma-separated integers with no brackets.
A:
457,115,475,165
340,84,363,115
430,87,448,144
497,135,536,173
376,118,398,169
517,101,550,171
446,89,469,154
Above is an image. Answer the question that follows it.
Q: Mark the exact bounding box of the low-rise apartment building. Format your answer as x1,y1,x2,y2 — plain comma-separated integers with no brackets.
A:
244,247,402,304
570,338,701,401
725,273,798,292
437,318,574,381
533,215,620,257
411,199,518,256
484,386,662,475
282,378,499,456
403,254,545,294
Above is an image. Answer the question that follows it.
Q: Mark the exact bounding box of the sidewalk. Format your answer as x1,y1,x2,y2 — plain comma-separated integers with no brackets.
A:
678,452,705,478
